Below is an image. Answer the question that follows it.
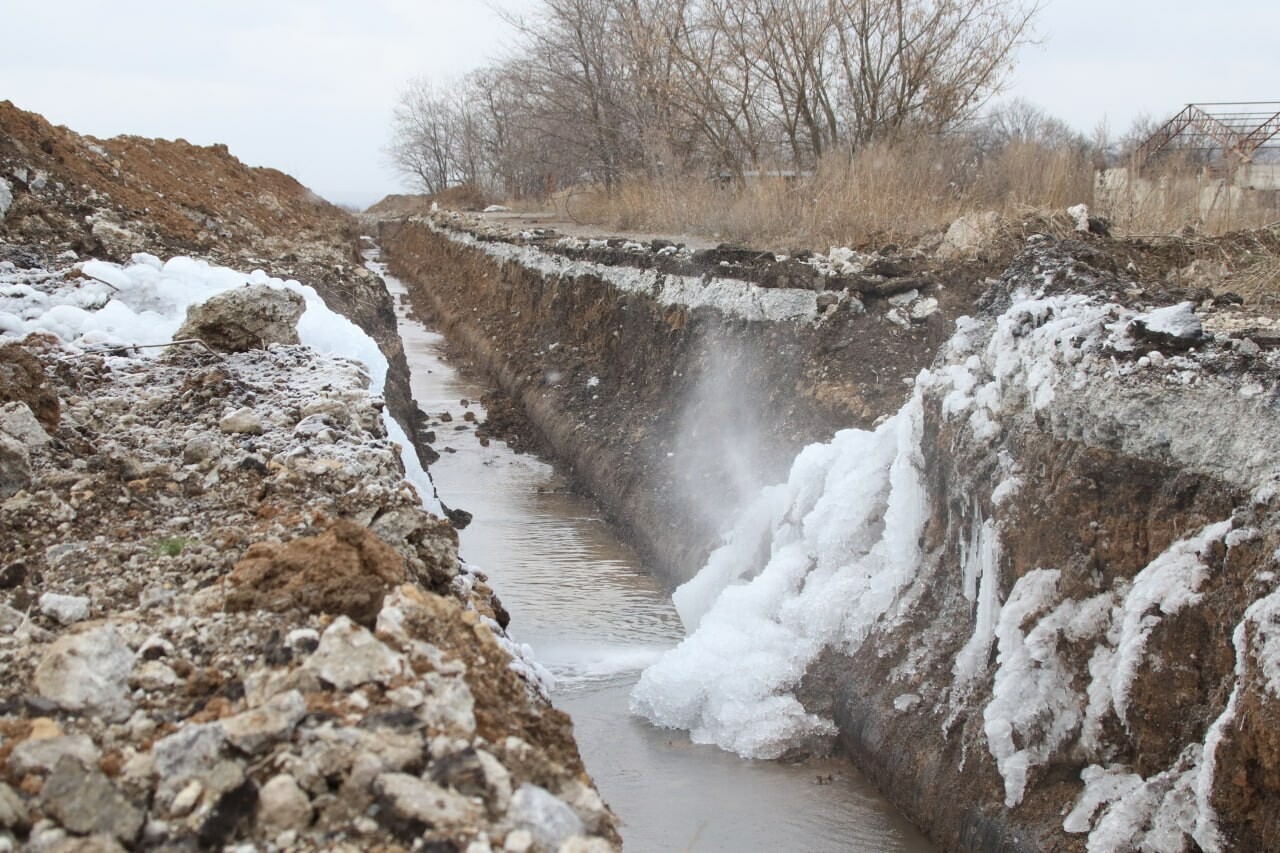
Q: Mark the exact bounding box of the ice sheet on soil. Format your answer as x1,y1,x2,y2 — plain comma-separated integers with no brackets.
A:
630,391,928,758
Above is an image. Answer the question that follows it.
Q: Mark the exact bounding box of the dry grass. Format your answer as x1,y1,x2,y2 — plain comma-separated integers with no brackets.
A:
547,137,1094,248
531,140,1278,250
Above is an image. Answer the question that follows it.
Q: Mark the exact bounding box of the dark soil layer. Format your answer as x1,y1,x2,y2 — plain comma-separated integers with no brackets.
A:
380,220,992,583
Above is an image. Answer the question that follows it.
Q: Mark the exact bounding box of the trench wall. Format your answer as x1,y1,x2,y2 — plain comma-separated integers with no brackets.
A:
380,218,1280,853
379,219,955,583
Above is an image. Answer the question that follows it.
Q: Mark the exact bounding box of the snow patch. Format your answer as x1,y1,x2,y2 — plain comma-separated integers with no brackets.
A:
1,255,443,517
1137,302,1202,340
436,223,821,323
1110,521,1232,724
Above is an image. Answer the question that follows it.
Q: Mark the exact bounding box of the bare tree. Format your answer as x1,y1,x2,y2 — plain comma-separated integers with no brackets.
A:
831,0,1039,146
386,0,1040,194
983,97,1082,150
386,78,456,194
386,77,489,194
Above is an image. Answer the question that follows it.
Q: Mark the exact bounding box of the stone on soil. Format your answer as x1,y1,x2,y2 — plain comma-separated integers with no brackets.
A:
32,623,134,721
221,690,306,755
8,733,99,777
218,407,264,435
152,723,227,802
175,284,305,352
508,784,584,851
38,592,90,625
40,756,144,842
0,433,31,499
0,401,49,447
373,772,482,836
256,774,312,832
0,782,28,832
303,615,405,689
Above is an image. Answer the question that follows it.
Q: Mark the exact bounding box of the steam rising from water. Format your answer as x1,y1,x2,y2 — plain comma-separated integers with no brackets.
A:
668,332,772,564
633,393,928,758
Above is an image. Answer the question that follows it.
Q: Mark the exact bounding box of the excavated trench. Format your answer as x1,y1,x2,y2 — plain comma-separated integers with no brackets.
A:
369,245,932,850
376,217,1280,852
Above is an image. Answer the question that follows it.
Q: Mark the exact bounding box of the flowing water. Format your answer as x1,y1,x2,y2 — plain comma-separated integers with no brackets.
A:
372,251,933,852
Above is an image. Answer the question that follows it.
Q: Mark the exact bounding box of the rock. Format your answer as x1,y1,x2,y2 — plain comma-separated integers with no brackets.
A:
0,434,31,499
885,308,911,329
429,747,511,815
0,401,49,447
285,628,320,654
226,519,406,626
0,342,59,431
0,782,28,832
151,723,226,802
559,780,610,834
32,623,135,721
1234,337,1262,358
372,772,482,837
219,407,264,435
8,734,99,777
169,780,203,818
182,434,221,464
256,774,312,833
0,603,23,631
909,297,939,321
40,756,144,843
129,660,181,691
0,179,11,222
503,829,534,852
508,785,584,851
886,288,919,307
174,284,305,353
419,672,476,738
304,616,405,689
221,689,306,755
38,593,90,625
938,211,1000,259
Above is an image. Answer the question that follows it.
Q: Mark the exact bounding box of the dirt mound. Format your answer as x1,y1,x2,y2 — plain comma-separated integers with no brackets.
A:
366,184,490,218
365,193,434,217
0,101,427,469
226,518,407,627
0,100,358,273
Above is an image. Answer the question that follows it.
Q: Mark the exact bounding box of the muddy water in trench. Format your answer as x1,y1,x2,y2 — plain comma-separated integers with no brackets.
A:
373,253,932,852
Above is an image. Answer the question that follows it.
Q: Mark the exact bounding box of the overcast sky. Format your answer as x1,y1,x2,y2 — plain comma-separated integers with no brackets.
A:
2,1,1276,208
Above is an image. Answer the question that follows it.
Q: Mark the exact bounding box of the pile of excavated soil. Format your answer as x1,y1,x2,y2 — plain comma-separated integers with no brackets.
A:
0,100,422,466
0,101,357,275
0,329,617,851
0,104,619,851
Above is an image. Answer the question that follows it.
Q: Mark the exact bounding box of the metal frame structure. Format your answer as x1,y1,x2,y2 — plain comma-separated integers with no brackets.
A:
1134,102,1280,170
